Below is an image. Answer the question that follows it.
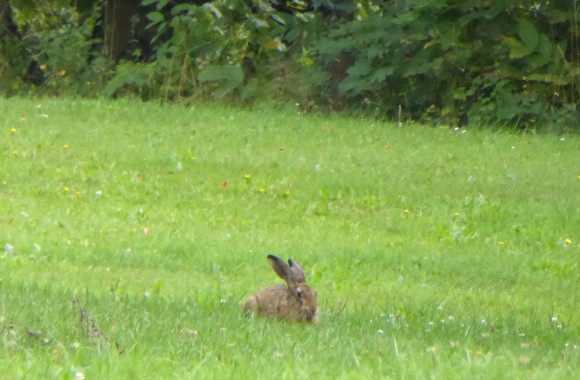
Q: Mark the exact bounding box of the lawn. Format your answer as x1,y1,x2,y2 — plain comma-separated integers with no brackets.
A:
1,97,579,379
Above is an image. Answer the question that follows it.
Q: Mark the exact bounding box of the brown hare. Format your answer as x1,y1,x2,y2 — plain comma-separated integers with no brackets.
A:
243,255,318,323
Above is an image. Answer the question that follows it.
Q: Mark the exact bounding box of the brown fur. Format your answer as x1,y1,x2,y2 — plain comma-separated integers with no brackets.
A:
243,255,318,323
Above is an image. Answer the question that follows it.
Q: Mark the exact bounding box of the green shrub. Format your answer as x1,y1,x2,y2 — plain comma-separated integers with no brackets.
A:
1,0,578,129
312,0,579,128
0,1,105,96
106,0,318,102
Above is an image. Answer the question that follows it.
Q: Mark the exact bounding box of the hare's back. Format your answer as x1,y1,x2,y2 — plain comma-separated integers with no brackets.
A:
255,284,300,317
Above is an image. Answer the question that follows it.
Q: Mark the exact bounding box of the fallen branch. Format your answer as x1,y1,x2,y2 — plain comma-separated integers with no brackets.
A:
72,294,108,349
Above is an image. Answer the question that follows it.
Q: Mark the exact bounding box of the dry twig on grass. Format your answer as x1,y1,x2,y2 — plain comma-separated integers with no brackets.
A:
72,294,108,349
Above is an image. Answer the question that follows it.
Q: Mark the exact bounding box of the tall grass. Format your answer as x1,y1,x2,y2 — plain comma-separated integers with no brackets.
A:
1,98,579,378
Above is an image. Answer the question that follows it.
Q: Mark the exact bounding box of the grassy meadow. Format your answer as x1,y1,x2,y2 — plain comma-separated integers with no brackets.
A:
1,97,579,379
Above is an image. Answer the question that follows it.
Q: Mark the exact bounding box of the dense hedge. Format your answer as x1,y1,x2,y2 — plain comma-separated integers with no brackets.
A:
1,0,578,129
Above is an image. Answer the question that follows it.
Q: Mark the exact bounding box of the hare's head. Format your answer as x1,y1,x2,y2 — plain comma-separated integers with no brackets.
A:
267,254,318,322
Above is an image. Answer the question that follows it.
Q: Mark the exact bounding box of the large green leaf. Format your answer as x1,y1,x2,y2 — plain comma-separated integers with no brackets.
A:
370,67,394,83
198,65,243,83
528,52,553,69
537,34,553,58
346,60,372,77
198,65,244,99
548,9,570,24
452,87,467,101
518,20,539,51
213,81,240,99
147,11,165,27
505,37,533,59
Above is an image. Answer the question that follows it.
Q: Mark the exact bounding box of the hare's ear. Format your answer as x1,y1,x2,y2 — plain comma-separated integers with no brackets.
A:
288,259,306,283
267,254,292,285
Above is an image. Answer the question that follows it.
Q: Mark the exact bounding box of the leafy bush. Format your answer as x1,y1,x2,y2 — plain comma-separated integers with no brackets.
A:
0,0,578,129
1,1,105,96
312,0,579,128
104,0,322,102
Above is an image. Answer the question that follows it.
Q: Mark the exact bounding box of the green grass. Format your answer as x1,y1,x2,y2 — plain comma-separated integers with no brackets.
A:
1,97,579,379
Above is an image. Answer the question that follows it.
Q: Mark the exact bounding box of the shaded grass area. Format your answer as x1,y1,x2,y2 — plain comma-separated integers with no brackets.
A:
1,98,579,378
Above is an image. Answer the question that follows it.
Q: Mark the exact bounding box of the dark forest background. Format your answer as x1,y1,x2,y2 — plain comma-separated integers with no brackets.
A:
1,0,578,129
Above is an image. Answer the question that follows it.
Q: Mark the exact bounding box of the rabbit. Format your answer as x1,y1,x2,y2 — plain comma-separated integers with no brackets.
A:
243,254,318,323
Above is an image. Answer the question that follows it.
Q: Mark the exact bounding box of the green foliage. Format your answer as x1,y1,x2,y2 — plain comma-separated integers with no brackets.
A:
103,61,155,98
0,35,29,93
107,0,319,102
197,64,244,99
312,0,579,128
1,2,105,96
0,0,578,128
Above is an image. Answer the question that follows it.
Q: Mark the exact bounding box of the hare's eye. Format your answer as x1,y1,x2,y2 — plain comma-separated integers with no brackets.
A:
296,290,302,298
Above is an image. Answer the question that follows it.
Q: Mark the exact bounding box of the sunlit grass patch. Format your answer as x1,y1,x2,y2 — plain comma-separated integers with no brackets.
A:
0,97,579,378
